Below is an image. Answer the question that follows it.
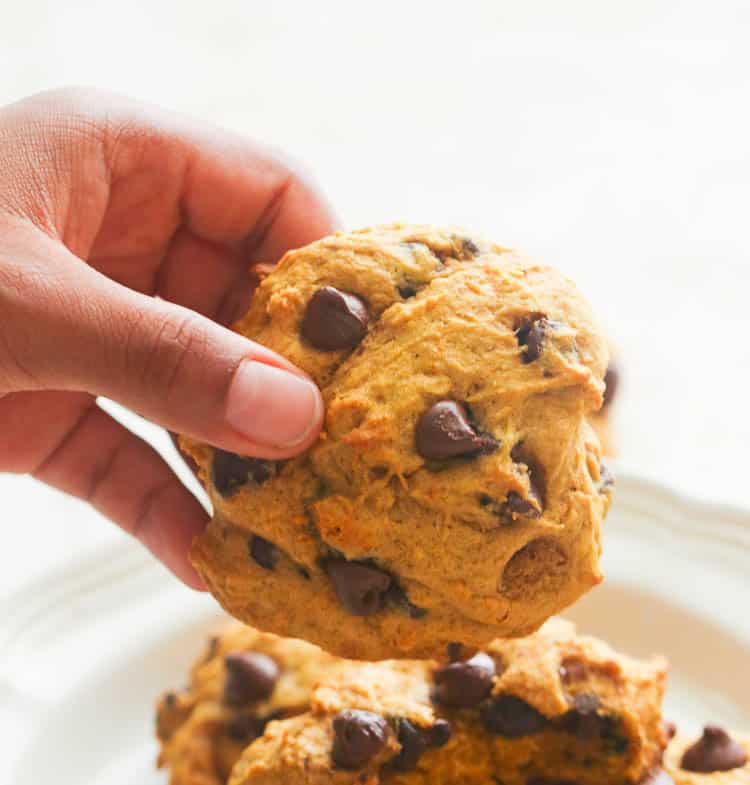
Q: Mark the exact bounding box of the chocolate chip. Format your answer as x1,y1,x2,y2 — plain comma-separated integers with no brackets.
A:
398,284,418,299
212,450,275,496
446,642,464,662
331,710,389,769
480,695,549,737
599,717,629,754
226,714,267,742
301,286,369,351
663,720,677,741
415,401,498,461
560,693,602,739
429,719,452,747
572,692,600,714
602,364,619,409
681,726,748,773
510,441,546,512
324,560,391,616
223,652,280,706
516,317,550,363
433,652,496,707
559,658,587,684
249,535,278,570
393,719,428,771
505,491,542,519
386,582,428,619
462,238,480,257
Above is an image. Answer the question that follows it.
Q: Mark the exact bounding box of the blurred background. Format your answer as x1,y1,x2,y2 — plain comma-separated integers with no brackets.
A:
2,0,750,653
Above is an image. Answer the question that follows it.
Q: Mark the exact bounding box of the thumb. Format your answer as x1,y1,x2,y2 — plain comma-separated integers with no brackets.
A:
6,247,323,460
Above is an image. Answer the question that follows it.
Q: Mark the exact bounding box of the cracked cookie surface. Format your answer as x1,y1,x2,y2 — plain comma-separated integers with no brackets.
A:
182,224,611,659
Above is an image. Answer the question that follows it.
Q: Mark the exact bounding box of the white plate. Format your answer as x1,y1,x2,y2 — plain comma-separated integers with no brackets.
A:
3,470,750,784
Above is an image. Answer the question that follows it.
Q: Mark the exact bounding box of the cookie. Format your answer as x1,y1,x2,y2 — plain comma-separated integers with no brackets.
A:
156,617,669,785
182,224,612,659
156,623,337,785
665,727,750,784
228,617,669,785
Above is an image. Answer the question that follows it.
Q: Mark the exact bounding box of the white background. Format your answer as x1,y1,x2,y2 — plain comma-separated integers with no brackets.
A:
1,1,749,596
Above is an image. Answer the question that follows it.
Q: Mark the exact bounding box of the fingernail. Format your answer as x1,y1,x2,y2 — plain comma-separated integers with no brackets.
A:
225,360,323,448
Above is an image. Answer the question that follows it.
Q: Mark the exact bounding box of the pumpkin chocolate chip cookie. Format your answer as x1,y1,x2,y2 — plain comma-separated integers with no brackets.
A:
159,618,668,785
181,224,612,659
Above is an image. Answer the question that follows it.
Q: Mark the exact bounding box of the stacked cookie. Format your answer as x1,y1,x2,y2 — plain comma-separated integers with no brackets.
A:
157,620,748,784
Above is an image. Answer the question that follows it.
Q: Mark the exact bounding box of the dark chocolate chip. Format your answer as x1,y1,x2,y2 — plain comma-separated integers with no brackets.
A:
504,491,542,520
393,719,428,771
386,582,428,619
331,709,389,769
223,652,280,706
429,719,452,748
433,652,496,708
599,717,630,754
324,560,391,616
415,400,498,461
559,658,587,684
572,692,600,714
602,364,619,409
681,726,748,773
516,317,550,363
301,286,369,351
226,714,267,743
249,535,279,570
560,693,602,739
462,238,480,257
398,284,418,299
446,642,464,662
212,450,275,496
480,695,549,737
510,442,546,512
163,691,177,708
663,720,677,741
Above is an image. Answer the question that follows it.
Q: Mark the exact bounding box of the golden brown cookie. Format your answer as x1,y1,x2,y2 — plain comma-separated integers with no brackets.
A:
665,728,750,784
182,224,612,659
156,623,338,785
227,618,669,785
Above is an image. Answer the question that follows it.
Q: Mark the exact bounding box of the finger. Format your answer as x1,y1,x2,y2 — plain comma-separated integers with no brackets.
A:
2,88,338,298
32,399,207,589
2,228,324,460
152,226,258,327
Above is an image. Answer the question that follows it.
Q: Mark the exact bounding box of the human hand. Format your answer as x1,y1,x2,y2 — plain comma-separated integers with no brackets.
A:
0,89,337,588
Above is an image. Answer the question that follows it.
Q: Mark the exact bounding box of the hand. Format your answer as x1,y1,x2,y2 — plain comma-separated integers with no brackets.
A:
0,88,337,588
